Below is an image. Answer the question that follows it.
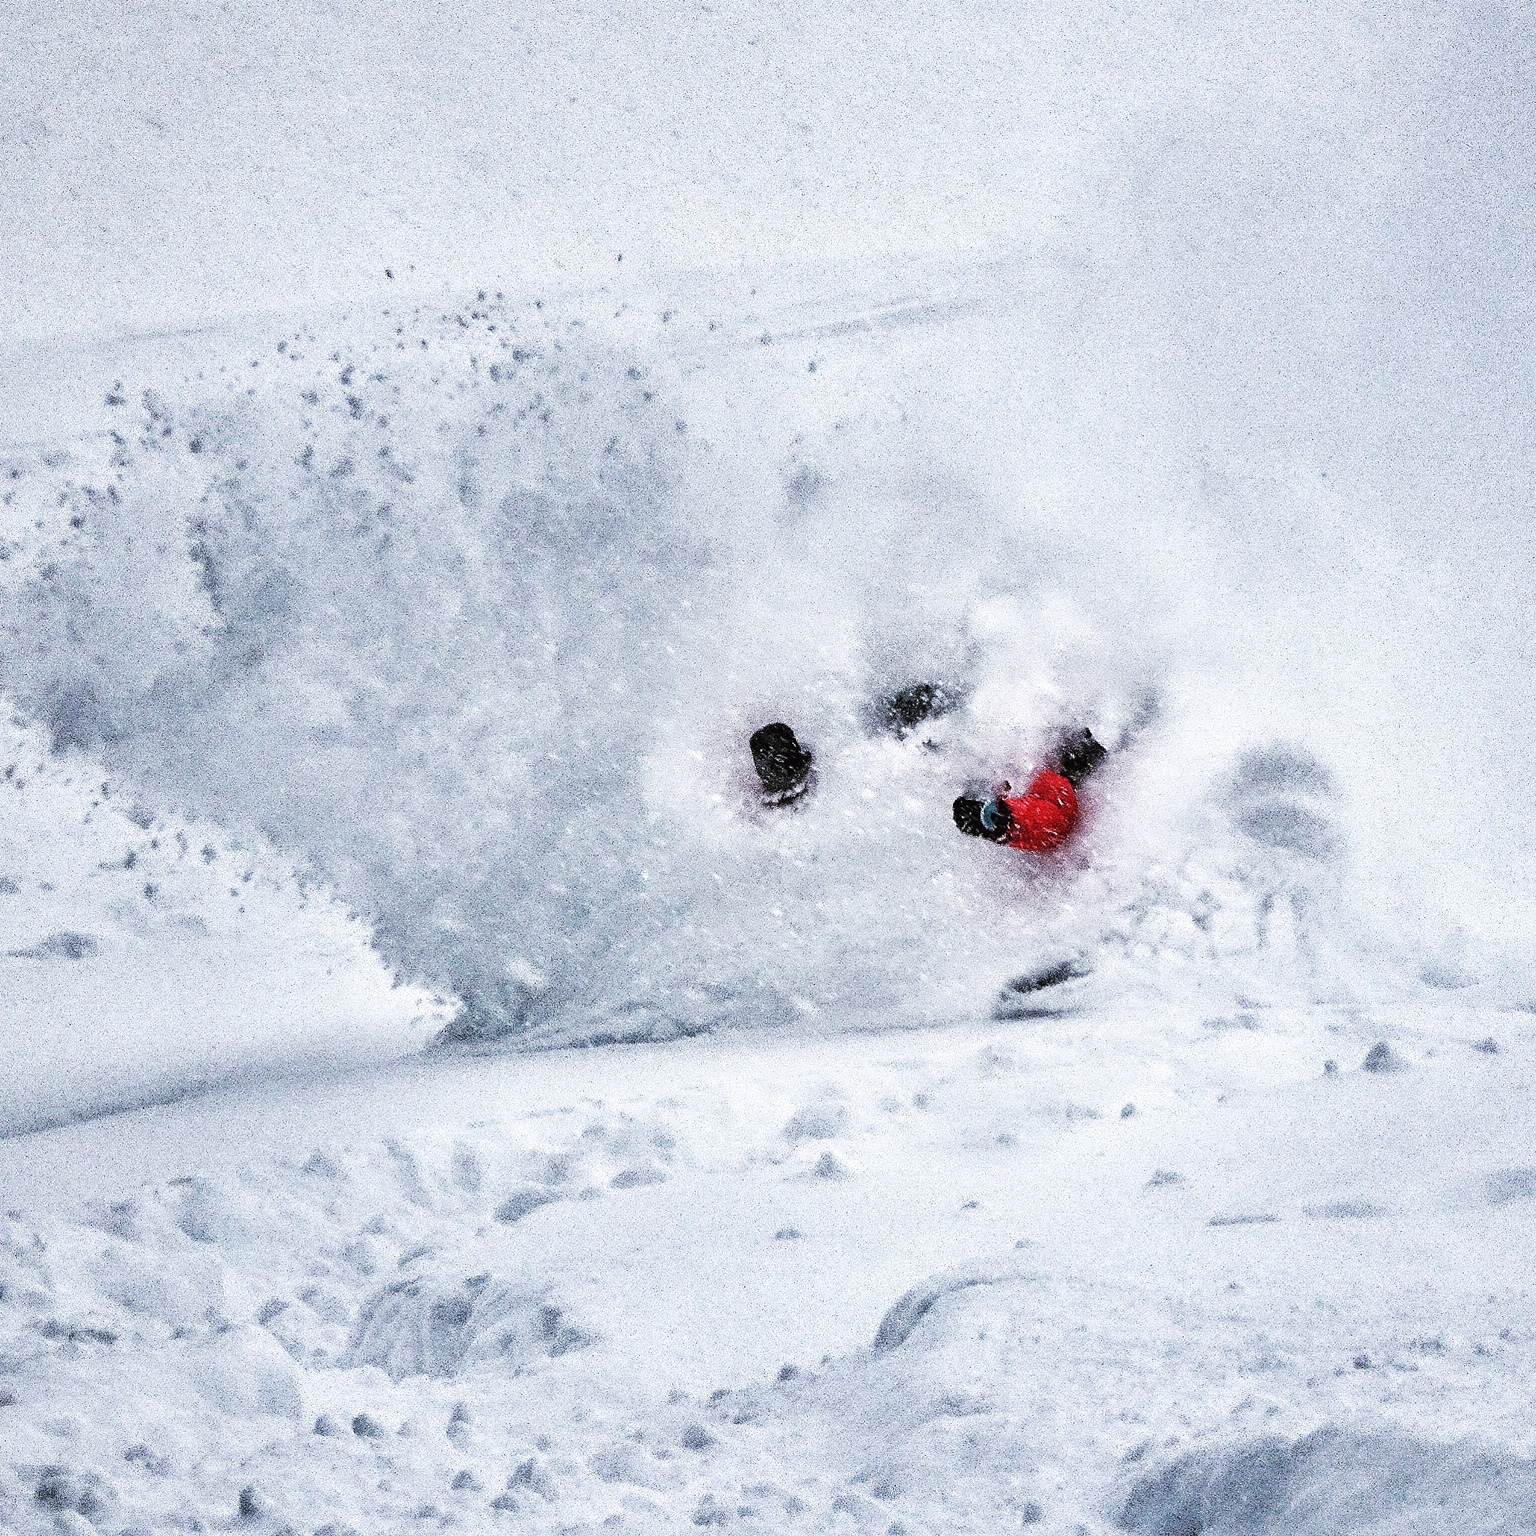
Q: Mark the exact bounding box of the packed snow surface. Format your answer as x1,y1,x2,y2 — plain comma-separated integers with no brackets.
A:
1,1006,1535,1534
2,0,1534,1530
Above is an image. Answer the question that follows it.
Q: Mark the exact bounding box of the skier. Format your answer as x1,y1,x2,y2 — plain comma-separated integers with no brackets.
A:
749,722,815,806
953,727,1106,853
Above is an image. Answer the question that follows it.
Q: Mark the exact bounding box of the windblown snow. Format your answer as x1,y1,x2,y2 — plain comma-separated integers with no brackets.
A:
2,0,1534,1530
0,283,1518,1053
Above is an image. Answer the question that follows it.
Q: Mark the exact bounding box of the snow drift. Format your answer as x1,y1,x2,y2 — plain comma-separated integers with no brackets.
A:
1121,1429,1536,1536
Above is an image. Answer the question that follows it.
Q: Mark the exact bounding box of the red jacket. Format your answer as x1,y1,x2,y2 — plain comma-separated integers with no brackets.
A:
999,770,1079,853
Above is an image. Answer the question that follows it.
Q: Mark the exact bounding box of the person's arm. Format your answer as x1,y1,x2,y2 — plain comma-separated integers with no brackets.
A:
979,797,1014,842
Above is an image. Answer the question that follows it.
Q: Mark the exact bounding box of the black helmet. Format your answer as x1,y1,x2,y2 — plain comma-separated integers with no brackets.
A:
877,681,959,739
954,795,1013,842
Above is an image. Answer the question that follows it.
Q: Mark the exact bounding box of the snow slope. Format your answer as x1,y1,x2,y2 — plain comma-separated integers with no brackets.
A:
0,712,439,1136
2,0,1535,1529
0,998,1532,1533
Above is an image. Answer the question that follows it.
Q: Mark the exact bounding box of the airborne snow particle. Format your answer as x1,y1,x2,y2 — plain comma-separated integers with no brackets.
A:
237,1484,270,1518
495,1187,558,1223
1362,1042,1406,1073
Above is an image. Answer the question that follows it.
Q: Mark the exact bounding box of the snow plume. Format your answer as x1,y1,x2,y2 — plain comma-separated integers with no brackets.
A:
1,311,711,1040
2,0,1533,1045
0,271,1514,1045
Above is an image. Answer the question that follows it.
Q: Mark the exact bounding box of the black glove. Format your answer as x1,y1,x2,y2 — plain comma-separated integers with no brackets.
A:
1057,727,1107,786
751,723,814,798
953,796,985,837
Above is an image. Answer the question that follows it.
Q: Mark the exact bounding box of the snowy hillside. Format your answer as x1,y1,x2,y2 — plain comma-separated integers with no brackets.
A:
0,997,1533,1533
0,713,439,1134
2,0,1535,1530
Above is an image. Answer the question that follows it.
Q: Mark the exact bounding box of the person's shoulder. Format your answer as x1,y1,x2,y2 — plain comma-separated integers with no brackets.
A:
1027,769,1075,801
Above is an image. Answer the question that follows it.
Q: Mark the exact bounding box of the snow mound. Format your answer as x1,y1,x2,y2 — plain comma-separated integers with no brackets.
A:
0,1005,1532,1532
348,1274,596,1381
871,1264,1018,1353
1121,1428,1536,1536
